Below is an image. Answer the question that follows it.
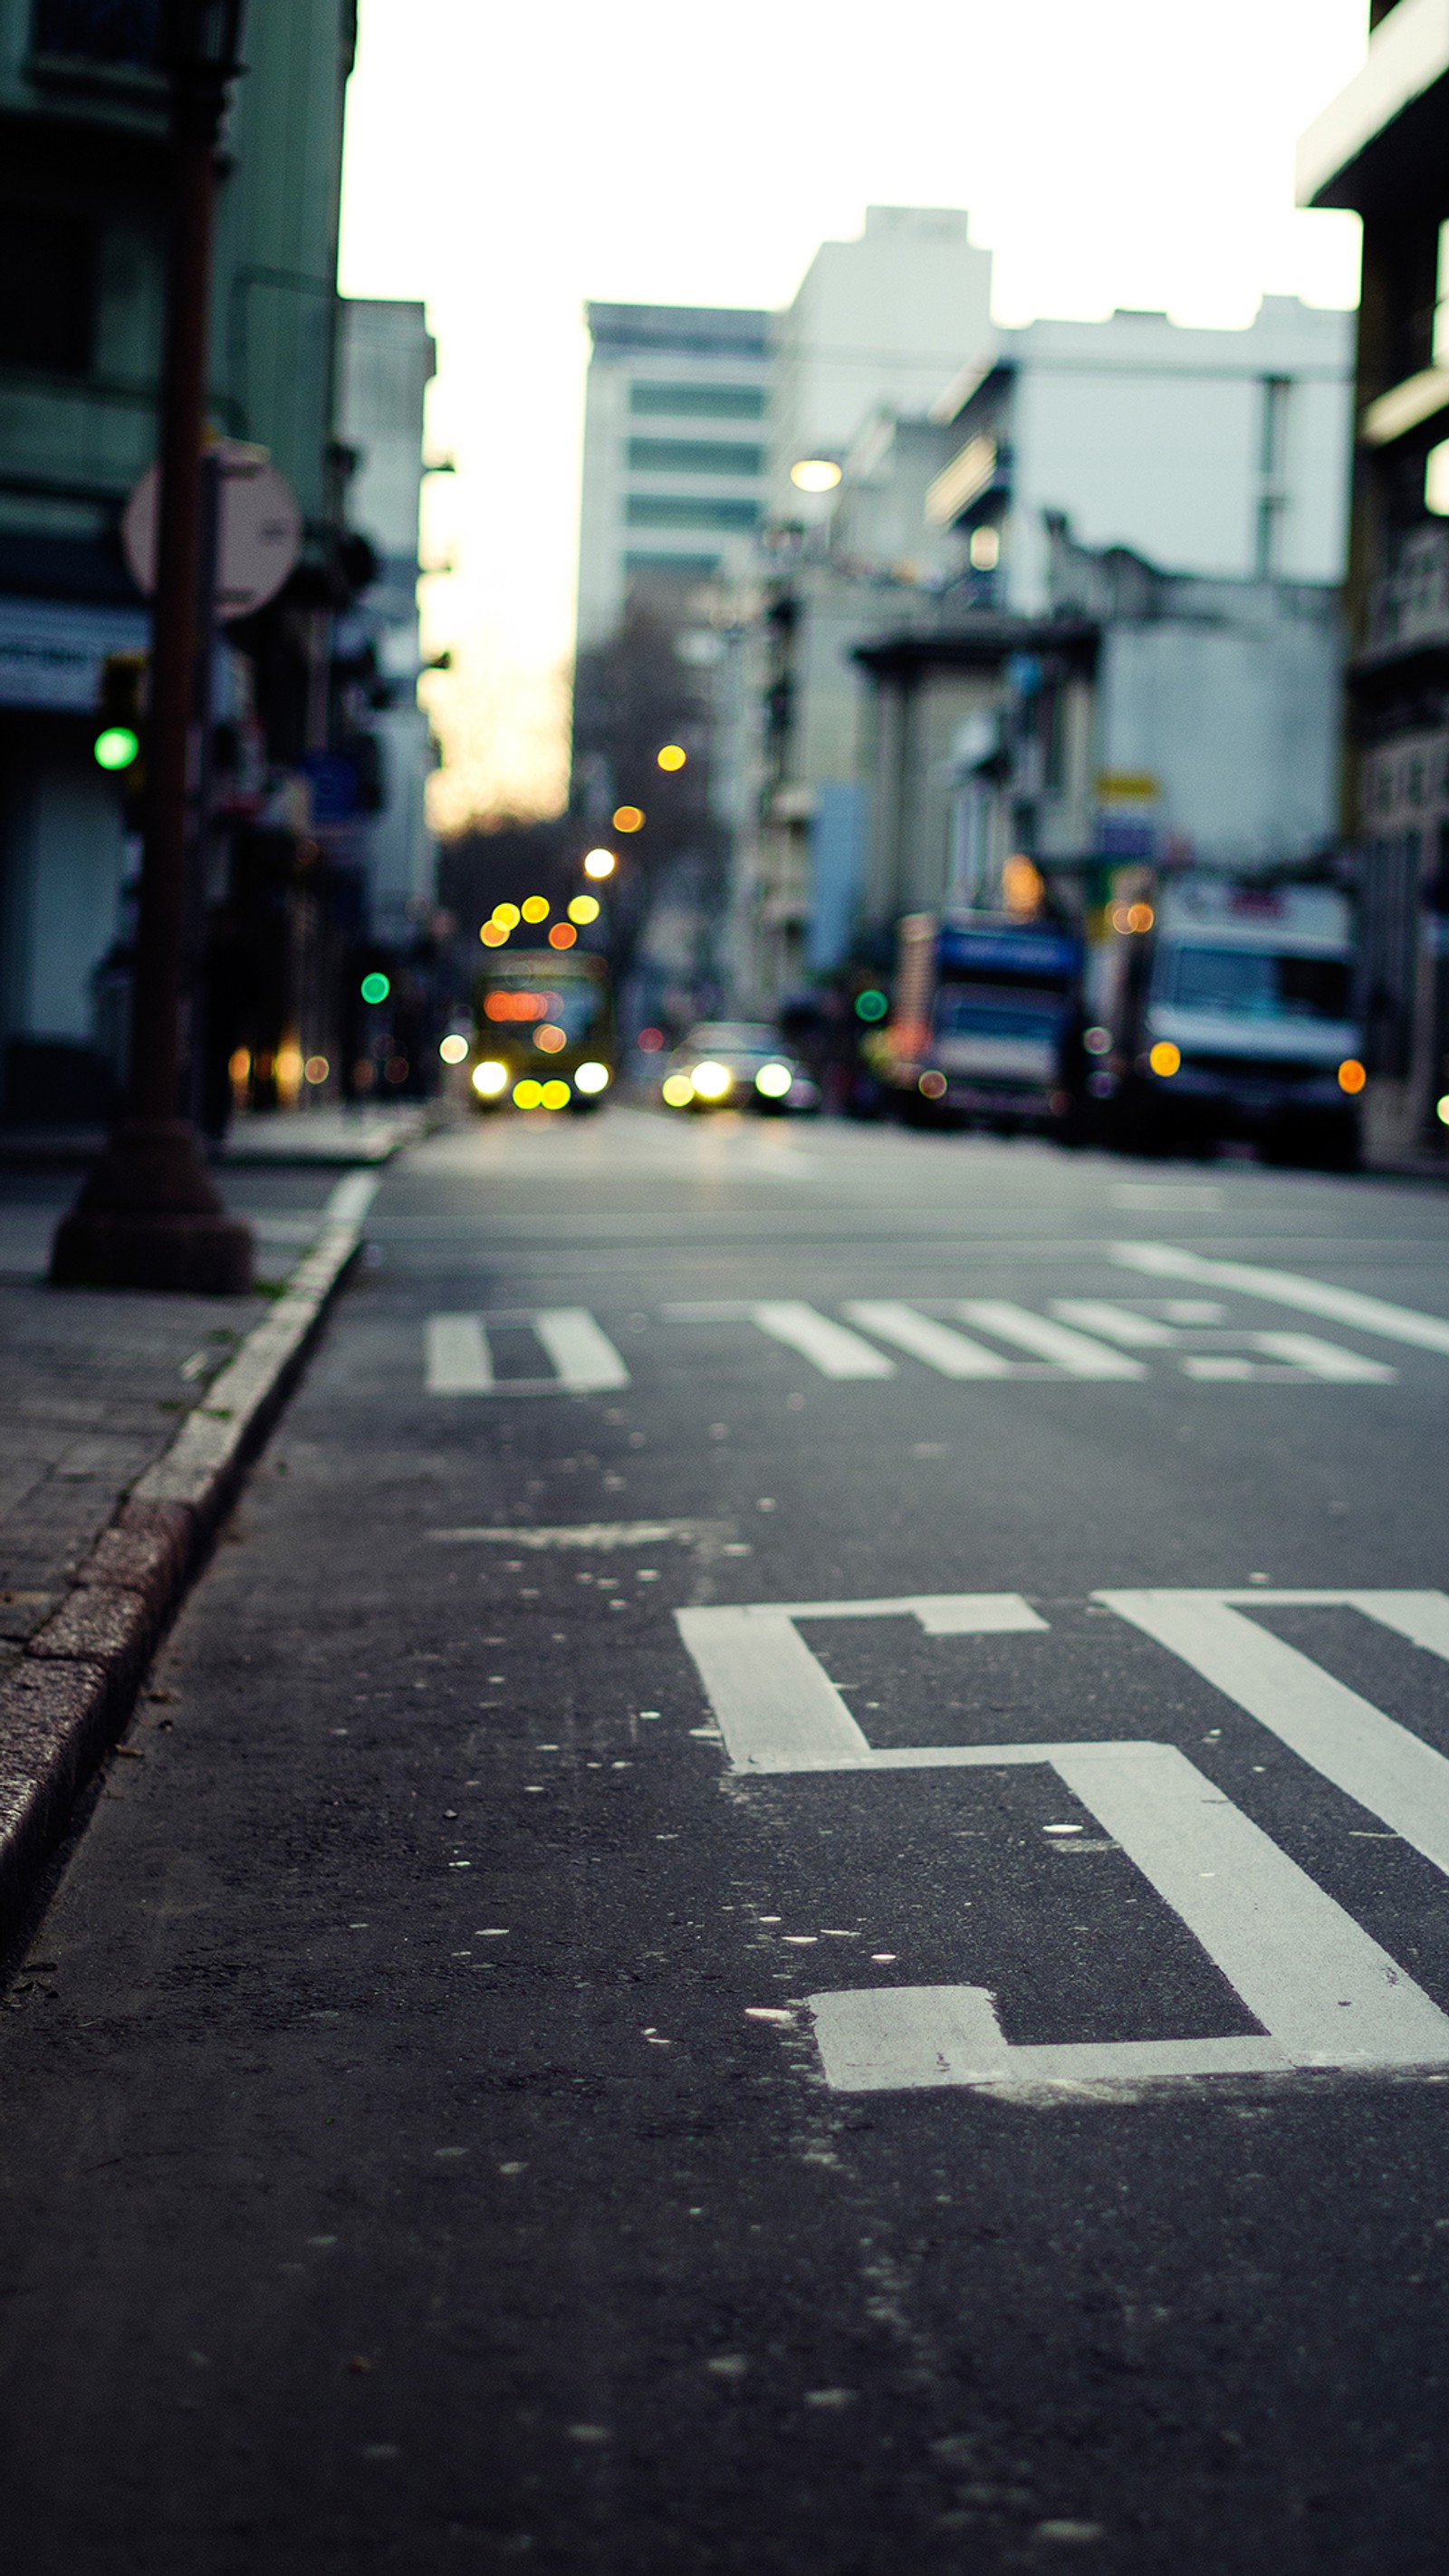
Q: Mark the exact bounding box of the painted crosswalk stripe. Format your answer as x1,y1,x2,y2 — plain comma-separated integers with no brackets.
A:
426,1314,493,1394
531,1308,630,1391
1051,1299,1177,1349
955,1301,1145,1379
1113,1241,1449,1356
1250,1331,1396,1383
843,1301,1013,1378
750,1302,897,1379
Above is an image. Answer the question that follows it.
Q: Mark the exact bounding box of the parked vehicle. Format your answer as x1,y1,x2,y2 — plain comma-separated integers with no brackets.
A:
874,910,1084,1132
659,1023,820,1115
468,949,615,1112
1089,876,1365,1163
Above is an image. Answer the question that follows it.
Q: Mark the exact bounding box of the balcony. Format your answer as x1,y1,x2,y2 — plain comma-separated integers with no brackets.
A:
1366,523,1449,656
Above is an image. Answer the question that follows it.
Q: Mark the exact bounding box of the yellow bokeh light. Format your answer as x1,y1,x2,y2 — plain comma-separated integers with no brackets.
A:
791,458,842,493
521,894,550,923
657,744,686,772
513,1079,543,1109
1148,1041,1181,1077
480,920,508,946
568,894,600,924
541,1080,571,1110
612,805,644,833
493,902,522,928
661,1073,694,1109
583,847,617,879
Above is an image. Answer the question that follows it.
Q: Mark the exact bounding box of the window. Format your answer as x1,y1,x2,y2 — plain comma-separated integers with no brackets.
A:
1161,945,1351,1022
629,382,766,419
31,0,162,62
0,207,97,374
623,552,720,576
627,437,763,478
626,495,760,532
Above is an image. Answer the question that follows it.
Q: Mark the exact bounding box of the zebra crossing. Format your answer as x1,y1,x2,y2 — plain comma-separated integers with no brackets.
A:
422,1290,1404,1395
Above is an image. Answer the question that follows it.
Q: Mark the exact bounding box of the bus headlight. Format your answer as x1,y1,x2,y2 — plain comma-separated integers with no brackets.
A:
575,1061,610,1094
754,1062,792,1098
689,1059,733,1101
472,1059,508,1095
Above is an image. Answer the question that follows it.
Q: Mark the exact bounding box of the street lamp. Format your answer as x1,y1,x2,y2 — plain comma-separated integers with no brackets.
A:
52,0,253,1292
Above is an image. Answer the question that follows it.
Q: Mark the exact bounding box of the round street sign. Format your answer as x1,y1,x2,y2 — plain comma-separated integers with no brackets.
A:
122,441,302,622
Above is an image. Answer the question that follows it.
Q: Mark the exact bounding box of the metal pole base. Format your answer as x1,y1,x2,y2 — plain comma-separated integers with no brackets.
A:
50,1119,254,1293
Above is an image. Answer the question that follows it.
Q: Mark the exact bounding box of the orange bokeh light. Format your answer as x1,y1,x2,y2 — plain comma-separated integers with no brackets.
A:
612,805,645,833
548,921,577,948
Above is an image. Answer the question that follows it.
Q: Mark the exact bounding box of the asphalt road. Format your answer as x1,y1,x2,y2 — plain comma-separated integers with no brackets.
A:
4,1107,1449,2574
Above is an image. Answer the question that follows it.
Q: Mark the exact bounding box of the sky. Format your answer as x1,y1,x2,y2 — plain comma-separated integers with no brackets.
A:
337,0,1370,831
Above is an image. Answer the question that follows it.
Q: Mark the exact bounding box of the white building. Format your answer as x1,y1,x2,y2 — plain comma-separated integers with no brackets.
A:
928,299,1355,610
335,297,437,945
770,207,994,514
574,303,772,651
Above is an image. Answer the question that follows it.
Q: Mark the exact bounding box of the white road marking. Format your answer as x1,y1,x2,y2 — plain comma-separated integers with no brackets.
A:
956,1302,1146,1379
842,1302,1013,1378
677,1587,1449,2094
1098,1589,1449,1879
749,1302,897,1379
428,1521,730,1549
1051,1300,1178,1349
1249,1331,1396,1383
324,1170,381,1227
426,1314,493,1394
533,1307,630,1391
1113,1242,1449,1357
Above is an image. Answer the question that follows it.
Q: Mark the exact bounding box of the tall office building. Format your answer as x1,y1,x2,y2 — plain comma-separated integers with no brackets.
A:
573,303,772,650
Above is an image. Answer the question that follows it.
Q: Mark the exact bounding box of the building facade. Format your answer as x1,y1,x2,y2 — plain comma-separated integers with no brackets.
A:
1298,0,1449,1157
573,302,772,655
928,300,1354,616
0,0,423,1123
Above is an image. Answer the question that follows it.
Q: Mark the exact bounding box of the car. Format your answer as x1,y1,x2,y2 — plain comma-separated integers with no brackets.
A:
658,1022,820,1115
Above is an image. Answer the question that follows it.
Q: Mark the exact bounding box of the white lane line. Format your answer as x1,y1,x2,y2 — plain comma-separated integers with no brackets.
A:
428,1520,730,1549
426,1314,493,1394
324,1170,381,1227
1113,1241,1449,1357
1099,1589,1449,1879
956,1301,1146,1379
1051,1299,1178,1348
677,1594,1046,1773
749,1301,897,1379
532,1307,630,1391
1250,1331,1396,1383
809,1739,1449,2091
842,1301,1013,1378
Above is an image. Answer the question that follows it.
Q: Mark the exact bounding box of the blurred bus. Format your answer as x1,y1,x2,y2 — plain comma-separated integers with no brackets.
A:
467,948,616,1113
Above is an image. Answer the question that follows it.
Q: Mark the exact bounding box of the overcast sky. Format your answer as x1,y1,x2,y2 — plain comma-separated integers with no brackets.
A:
338,0,1369,827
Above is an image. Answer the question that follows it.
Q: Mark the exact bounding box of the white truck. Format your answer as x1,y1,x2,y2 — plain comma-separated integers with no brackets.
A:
1090,875,1366,1164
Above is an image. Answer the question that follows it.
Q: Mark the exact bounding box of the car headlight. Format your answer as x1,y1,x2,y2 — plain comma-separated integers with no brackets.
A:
472,1059,508,1095
689,1059,733,1101
574,1060,610,1094
661,1073,694,1108
439,1033,469,1064
754,1062,792,1098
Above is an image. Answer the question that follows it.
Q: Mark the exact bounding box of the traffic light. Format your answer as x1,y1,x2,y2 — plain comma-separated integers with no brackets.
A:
93,652,148,817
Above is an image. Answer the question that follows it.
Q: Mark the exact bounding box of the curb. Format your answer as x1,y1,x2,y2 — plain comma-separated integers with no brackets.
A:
0,1208,370,1943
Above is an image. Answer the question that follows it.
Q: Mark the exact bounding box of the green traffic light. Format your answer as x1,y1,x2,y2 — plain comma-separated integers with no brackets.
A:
855,988,888,1022
360,971,390,1005
94,726,140,773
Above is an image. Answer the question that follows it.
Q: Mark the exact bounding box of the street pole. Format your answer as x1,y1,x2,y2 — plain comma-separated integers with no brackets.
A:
51,0,252,1293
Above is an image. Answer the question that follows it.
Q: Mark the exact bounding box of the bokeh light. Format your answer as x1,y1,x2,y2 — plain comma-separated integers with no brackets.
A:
612,806,644,833
657,744,686,772
918,1070,948,1100
754,1062,792,1098
548,921,577,948
689,1059,732,1101
439,1033,469,1064
493,902,522,928
575,1061,610,1093
637,1026,663,1052
513,1079,543,1108
360,970,390,1004
303,1054,329,1085
661,1073,694,1108
790,458,841,493
583,847,617,879
472,1059,508,1095
568,894,600,924
479,920,508,946
1338,1059,1367,1095
1149,1041,1181,1077
521,894,550,922
541,1080,571,1110
534,1024,567,1053
854,989,888,1022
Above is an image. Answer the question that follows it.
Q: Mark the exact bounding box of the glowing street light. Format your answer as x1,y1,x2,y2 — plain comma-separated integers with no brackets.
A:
790,458,841,493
